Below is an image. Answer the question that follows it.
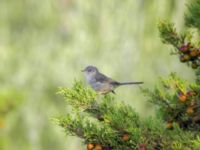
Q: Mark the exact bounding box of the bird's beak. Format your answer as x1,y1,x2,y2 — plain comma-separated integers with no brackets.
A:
81,69,85,72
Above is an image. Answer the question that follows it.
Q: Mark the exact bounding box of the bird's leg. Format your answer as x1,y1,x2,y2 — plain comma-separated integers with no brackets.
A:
111,90,116,94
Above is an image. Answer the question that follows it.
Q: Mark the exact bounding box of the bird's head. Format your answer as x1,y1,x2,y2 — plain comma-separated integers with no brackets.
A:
82,66,99,77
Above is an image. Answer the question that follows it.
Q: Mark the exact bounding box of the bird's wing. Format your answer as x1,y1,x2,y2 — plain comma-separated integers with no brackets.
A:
95,73,110,83
95,73,119,85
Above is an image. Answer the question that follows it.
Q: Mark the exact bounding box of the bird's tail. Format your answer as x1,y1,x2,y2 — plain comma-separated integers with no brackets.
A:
118,82,143,86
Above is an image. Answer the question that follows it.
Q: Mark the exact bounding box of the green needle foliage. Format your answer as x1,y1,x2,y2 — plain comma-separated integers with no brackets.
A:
157,21,182,48
57,82,97,109
55,0,200,149
185,0,200,29
158,18,200,69
158,1,200,70
143,73,200,132
152,0,200,133
55,81,199,150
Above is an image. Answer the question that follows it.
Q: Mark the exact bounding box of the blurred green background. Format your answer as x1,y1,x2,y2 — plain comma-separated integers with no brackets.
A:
0,0,195,150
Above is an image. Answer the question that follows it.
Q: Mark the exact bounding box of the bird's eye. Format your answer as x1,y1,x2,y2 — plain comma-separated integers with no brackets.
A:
88,69,92,72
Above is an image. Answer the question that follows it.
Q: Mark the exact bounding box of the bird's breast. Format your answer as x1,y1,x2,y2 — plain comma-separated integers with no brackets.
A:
91,82,114,93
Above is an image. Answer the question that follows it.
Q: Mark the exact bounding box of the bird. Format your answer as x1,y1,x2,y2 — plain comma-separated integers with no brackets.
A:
82,65,143,94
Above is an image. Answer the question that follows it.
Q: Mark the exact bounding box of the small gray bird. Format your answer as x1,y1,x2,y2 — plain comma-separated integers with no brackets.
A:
82,66,143,94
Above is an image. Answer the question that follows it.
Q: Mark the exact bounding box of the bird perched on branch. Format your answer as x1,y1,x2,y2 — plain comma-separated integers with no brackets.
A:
82,66,143,94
